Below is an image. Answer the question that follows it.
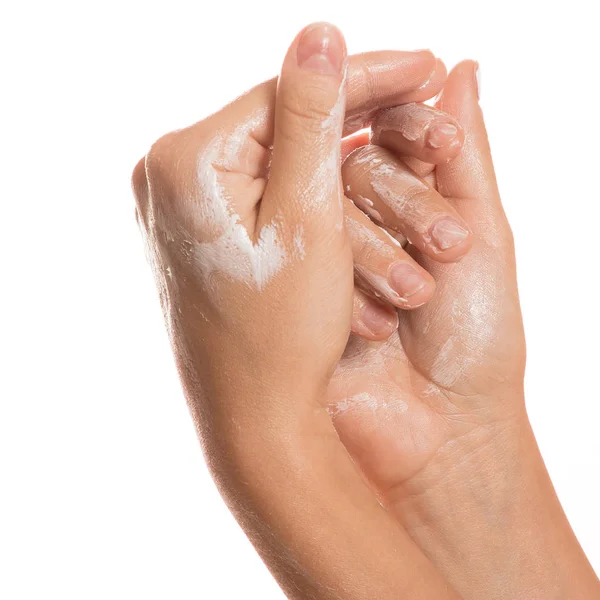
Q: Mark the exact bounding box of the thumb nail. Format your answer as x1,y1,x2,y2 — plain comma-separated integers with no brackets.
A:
297,22,346,75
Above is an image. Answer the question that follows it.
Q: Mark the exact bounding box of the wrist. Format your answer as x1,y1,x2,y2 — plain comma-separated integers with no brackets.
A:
193,393,462,600
385,409,599,599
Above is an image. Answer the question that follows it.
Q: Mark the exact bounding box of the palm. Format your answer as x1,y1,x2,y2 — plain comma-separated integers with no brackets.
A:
327,226,526,495
327,332,447,488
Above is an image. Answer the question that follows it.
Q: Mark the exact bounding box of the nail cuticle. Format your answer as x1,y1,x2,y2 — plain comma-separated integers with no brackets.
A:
430,218,470,251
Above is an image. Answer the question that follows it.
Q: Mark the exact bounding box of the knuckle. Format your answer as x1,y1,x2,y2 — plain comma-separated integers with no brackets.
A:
403,185,431,205
343,145,390,183
358,62,376,106
143,129,202,221
399,186,438,217
144,130,186,190
280,85,336,132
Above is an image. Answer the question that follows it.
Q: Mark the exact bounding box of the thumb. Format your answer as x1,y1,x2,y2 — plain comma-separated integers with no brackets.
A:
258,22,347,237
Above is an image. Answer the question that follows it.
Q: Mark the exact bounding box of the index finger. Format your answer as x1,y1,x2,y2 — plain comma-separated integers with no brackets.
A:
203,49,446,152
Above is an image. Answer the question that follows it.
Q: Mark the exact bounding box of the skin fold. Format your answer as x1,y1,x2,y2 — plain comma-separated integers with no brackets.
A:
132,22,600,600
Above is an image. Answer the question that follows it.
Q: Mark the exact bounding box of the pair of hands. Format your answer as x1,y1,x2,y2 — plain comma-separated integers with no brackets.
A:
133,23,599,599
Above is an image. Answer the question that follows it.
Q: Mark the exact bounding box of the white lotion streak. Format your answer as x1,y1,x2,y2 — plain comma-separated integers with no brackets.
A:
190,112,289,292
328,392,408,418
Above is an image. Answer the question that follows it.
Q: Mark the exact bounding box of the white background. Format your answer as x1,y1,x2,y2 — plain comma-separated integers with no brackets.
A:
1,1,599,597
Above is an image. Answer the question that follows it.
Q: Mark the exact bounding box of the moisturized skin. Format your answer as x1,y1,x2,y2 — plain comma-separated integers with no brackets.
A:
133,23,600,600
138,52,467,344
328,63,600,599
134,24,462,600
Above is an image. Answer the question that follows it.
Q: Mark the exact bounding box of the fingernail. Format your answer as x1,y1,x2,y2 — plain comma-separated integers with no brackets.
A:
474,62,482,100
361,303,397,335
297,22,346,75
426,122,458,149
430,218,470,251
389,262,427,298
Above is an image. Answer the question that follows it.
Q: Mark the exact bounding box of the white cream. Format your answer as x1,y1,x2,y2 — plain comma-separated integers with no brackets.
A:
192,135,287,291
328,391,408,417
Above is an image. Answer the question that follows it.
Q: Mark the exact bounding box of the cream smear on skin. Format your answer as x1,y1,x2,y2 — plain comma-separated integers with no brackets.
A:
192,111,287,292
147,63,348,317
194,138,287,290
190,67,347,288
328,391,408,418
369,163,438,250
371,103,430,143
428,255,503,389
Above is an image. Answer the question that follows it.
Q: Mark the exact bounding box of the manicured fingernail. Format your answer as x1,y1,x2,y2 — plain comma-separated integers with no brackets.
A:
297,22,346,75
426,122,458,149
361,303,397,335
389,262,427,298
474,62,481,100
430,218,470,251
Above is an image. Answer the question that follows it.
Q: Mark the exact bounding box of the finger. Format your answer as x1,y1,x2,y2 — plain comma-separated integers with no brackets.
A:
351,288,399,341
371,103,464,164
260,22,347,233
343,54,447,135
397,62,520,397
341,130,370,161
156,50,446,238
400,157,437,180
393,58,447,105
435,61,512,249
343,145,473,262
346,201,436,308
202,49,444,169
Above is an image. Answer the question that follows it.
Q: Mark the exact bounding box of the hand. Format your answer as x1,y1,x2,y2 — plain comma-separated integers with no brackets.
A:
327,62,600,598
133,23,460,599
343,101,474,340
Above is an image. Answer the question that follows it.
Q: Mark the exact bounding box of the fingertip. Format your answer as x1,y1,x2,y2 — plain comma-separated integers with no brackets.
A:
402,57,447,104
435,59,498,204
341,130,371,162
371,103,464,165
352,292,399,340
387,261,436,310
264,22,348,232
437,60,480,113
425,120,464,155
427,230,474,263
295,22,347,76
424,216,473,260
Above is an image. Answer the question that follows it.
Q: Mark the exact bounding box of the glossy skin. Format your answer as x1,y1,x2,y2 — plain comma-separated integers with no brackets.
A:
330,61,523,487
133,22,600,600
331,62,599,598
134,24,462,599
